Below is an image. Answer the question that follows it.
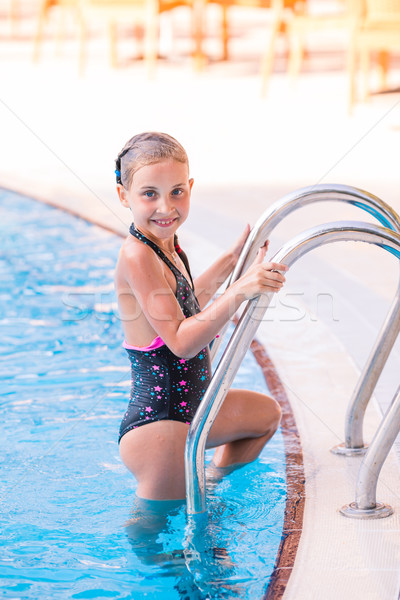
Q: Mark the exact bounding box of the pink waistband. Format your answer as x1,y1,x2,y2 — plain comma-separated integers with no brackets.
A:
123,336,165,351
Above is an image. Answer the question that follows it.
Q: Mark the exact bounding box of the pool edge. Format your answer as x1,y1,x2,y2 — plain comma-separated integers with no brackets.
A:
0,184,128,237
250,339,304,600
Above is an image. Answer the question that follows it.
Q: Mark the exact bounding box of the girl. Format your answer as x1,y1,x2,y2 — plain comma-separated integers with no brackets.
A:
115,132,288,501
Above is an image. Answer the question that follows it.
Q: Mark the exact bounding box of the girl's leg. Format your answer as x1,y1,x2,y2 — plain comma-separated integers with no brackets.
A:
119,391,281,500
119,420,190,500
206,389,281,471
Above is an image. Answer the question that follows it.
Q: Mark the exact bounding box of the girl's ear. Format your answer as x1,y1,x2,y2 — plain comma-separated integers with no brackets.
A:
189,178,194,191
117,184,130,208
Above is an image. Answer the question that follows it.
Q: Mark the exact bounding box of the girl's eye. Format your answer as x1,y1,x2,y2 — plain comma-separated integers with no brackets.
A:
144,191,155,198
172,188,183,196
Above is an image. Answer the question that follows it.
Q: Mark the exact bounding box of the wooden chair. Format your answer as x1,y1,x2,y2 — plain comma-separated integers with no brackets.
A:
78,0,159,74
204,0,271,62
348,0,400,109
7,0,20,34
260,0,360,95
259,0,306,95
202,0,303,65
33,0,84,63
285,0,360,80
33,0,198,73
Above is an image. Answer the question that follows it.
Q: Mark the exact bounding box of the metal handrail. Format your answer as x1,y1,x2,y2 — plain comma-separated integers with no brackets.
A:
209,183,400,456
341,384,400,519
332,288,400,455
210,183,400,362
185,221,400,514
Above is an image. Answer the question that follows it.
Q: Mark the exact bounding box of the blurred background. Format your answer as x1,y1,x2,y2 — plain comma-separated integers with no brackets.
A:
0,0,399,244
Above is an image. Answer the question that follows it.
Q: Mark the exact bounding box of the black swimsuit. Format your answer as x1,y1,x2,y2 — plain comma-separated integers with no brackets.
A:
118,225,212,442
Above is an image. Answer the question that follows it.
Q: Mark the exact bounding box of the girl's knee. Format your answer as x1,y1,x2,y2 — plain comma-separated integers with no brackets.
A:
257,395,281,436
271,397,282,425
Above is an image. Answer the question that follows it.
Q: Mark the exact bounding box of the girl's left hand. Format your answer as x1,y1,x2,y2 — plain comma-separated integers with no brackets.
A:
230,224,250,263
229,224,269,264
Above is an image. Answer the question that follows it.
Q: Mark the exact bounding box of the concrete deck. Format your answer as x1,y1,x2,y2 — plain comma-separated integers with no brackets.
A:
2,4,400,598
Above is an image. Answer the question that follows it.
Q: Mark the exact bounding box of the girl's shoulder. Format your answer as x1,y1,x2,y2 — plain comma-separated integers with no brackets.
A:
119,234,156,263
117,235,166,283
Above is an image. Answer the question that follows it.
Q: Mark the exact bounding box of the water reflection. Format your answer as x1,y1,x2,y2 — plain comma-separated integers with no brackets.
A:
124,490,245,599
125,496,205,598
184,510,241,599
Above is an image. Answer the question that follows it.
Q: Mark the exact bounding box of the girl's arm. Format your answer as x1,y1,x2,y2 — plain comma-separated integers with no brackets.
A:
193,250,237,310
194,225,256,309
122,241,287,359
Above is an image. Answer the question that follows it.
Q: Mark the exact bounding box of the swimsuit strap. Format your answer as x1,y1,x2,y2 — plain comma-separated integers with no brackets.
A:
129,224,194,289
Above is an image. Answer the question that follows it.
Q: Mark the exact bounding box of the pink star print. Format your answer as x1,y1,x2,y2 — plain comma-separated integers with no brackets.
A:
180,401,187,407
153,365,160,371
179,380,186,386
145,406,153,412
154,386,162,392
179,359,186,364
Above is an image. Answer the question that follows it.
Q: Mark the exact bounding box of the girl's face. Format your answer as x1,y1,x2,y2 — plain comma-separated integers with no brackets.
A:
118,159,193,241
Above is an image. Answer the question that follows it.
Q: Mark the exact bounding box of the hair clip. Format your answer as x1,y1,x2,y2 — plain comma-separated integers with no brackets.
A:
115,169,121,177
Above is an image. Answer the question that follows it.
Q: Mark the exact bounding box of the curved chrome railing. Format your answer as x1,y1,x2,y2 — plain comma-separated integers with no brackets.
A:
230,184,399,288
341,384,400,519
209,184,400,456
332,291,400,456
210,183,400,362
185,221,400,514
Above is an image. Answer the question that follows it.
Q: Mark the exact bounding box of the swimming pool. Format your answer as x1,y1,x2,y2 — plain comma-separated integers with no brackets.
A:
1,189,287,599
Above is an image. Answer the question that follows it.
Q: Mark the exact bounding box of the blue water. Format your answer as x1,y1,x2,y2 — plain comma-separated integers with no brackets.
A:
0,190,286,599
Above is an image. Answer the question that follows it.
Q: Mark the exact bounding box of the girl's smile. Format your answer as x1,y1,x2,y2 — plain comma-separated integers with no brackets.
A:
152,217,179,228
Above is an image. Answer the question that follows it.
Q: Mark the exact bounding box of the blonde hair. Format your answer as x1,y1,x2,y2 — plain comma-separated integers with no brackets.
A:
115,132,189,189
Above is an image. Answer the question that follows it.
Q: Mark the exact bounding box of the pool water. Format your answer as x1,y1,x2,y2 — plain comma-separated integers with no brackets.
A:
0,190,286,599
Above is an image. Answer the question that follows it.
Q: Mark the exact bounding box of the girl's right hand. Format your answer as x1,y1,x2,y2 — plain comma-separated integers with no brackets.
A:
232,244,288,300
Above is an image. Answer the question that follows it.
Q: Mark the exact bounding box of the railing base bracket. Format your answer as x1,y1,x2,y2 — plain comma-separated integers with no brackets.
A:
340,501,394,519
330,443,368,456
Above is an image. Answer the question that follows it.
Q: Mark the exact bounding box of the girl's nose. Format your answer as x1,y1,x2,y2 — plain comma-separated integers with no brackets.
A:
158,195,174,214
